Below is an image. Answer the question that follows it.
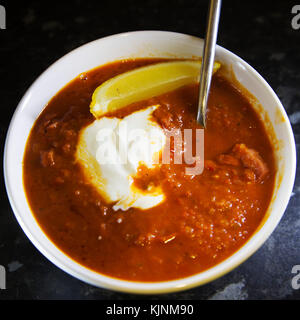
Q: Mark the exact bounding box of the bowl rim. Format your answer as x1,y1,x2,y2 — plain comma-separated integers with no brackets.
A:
3,30,297,294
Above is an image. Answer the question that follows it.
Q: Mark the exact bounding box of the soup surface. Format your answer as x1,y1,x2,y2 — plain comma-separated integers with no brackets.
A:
23,59,276,281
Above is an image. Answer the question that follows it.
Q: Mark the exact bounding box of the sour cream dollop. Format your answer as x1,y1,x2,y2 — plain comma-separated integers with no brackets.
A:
76,105,166,211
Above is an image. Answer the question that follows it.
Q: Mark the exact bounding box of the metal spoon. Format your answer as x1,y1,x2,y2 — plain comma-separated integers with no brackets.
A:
197,0,222,127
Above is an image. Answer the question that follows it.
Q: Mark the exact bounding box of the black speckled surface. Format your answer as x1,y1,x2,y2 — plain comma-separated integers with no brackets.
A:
0,0,299,300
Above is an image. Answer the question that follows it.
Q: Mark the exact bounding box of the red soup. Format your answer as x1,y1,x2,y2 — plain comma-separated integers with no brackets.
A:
23,59,276,282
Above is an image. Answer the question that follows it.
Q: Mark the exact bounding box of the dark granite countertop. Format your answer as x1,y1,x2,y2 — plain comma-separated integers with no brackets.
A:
0,0,299,300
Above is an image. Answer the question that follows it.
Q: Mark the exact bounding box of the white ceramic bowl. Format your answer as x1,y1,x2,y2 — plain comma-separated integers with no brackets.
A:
4,31,296,294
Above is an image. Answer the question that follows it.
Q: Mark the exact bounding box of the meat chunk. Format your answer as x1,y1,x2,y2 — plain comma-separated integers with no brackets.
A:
217,154,240,166
40,149,55,167
153,107,174,130
232,144,268,180
205,160,217,171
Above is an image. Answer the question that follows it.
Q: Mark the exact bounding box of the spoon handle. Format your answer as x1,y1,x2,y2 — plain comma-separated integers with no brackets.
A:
197,0,222,127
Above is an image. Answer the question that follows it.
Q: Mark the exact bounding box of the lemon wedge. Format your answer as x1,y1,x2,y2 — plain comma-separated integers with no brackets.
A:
90,60,221,118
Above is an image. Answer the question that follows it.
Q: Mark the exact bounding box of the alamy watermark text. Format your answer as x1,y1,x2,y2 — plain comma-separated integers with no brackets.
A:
291,5,300,30
0,265,5,289
0,5,5,29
